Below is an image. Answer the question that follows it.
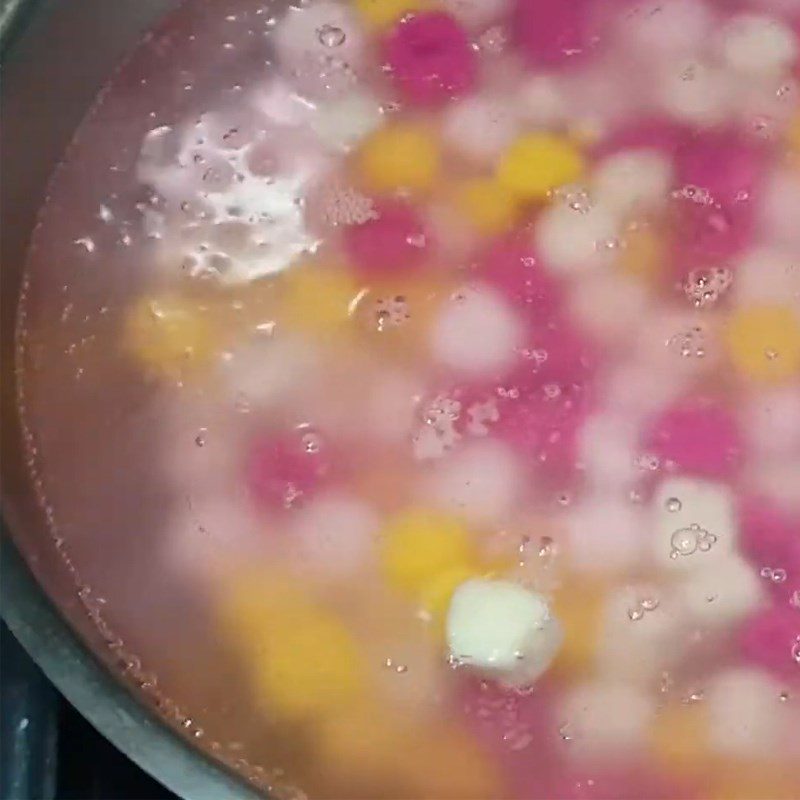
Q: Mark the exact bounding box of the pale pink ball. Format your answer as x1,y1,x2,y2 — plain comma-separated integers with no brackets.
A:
343,199,430,275
738,605,800,682
383,12,478,108
739,497,800,605
246,425,333,511
513,0,595,68
642,398,744,479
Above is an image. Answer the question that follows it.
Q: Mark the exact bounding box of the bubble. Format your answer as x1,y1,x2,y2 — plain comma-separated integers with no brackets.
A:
317,24,346,47
194,429,207,447
669,524,716,558
666,497,683,513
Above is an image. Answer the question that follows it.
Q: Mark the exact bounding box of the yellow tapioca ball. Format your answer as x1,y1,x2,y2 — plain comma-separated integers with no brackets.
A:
452,178,520,236
381,509,476,595
787,114,800,156
710,762,800,800
353,0,432,28
417,563,478,624
724,304,800,383
280,264,361,334
357,122,441,195
649,702,710,774
551,581,605,678
497,134,585,202
124,294,217,375
616,223,665,284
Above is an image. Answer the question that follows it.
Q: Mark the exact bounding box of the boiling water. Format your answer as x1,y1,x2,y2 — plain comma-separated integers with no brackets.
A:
16,0,800,798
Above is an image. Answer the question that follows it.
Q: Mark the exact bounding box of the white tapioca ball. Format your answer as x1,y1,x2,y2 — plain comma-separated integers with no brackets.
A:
569,269,650,345
220,335,322,412
430,284,523,378
650,477,738,573
558,681,656,762
706,667,792,759
516,74,570,127
289,492,380,576
746,456,800,514
425,438,523,526
441,0,511,29
759,170,800,250
446,578,562,688
442,94,520,165
535,202,620,275
674,554,765,627
595,584,685,685
732,247,800,307
310,91,383,152
563,495,649,576
658,58,734,127
592,150,673,215
741,384,800,457
719,13,798,76
620,0,715,57
578,413,641,489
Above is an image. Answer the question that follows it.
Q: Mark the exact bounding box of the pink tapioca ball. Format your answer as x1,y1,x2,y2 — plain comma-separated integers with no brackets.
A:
476,237,564,320
675,132,765,210
383,12,477,108
343,199,430,275
642,398,744,479
549,768,694,800
246,425,333,511
458,676,560,800
513,0,595,68
738,605,800,682
594,117,687,159
739,498,800,604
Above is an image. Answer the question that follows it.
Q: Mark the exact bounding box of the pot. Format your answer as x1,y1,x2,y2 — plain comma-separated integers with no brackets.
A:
0,3,261,797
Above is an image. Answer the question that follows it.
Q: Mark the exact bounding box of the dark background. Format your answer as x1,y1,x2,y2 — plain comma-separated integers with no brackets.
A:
1,621,178,800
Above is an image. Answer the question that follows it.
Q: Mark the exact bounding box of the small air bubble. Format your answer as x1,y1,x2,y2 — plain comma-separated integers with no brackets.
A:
666,497,682,513
317,24,346,47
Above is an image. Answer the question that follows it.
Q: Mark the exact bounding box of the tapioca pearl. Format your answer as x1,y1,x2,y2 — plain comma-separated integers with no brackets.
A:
430,284,524,378
343,199,430,276
357,121,441,195
383,11,477,108
549,767,689,800
615,223,667,285
440,0,510,29
446,578,563,688
577,413,641,490
279,265,361,335
353,0,431,29
498,134,586,202
675,554,765,627
595,584,685,685
725,305,800,383
442,94,520,165
658,59,735,127
424,438,524,526
741,384,800,457
719,13,798,76
604,361,686,421
649,701,710,776
380,508,477,596
618,0,715,58
739,605,800,681
557,682,655,762
513,0,594,68
476,237,564,317
650,477,738,573
634,308,723,379
562,496,649,576
748,456,800,516
535,202,621,275
706,667,791,758
274,2,366,101
451,178,520,237
592,150,673,215
788,114,800,156
740,497,800,582
732,247,800,306
596,117,687,160
220,335,322,412
246,425,333,511
550,580,607,679
516,74,571,127
759,171,800,250
675,131,765,210
310,92,383,153
568,270,650,346
424,200,480,262
642,398,744,480
711,763,800,800
288,492,380,576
